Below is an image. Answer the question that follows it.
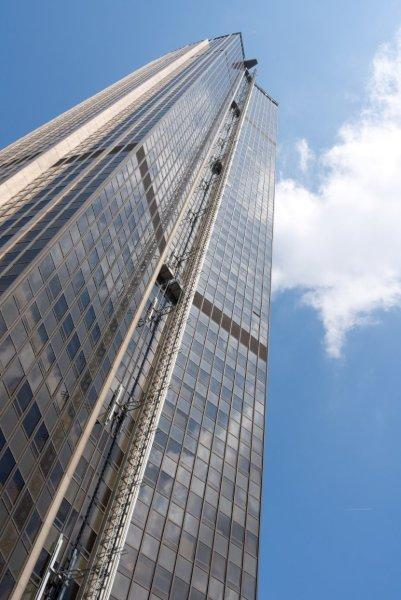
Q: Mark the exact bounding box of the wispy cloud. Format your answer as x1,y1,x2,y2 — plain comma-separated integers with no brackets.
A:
295,138,314,173
273,30,401,357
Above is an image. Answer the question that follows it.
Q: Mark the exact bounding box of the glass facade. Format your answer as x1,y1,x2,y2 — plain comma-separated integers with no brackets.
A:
110,85,276,600
0,33,276,600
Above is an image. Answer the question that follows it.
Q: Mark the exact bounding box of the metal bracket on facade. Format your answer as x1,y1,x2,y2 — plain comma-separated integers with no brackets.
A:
103,385,124,426
34,535,64,600
156,263,183,305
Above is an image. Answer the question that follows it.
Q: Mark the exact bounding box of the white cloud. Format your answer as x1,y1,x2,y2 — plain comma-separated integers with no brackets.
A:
295,138,314,173
273,30,401,357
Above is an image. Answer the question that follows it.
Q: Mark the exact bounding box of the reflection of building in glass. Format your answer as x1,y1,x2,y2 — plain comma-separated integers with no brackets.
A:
0,33,276,600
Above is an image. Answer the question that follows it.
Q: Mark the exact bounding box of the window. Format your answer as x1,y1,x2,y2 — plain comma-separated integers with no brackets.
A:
16,381,33,413
14,489,33,530
23,403,41,437
134,553,155,589
5,469,24,504
0,336,15,366
54,295,68,321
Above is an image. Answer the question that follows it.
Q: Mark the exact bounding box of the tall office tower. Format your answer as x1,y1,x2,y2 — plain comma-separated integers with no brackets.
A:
0,33,276,600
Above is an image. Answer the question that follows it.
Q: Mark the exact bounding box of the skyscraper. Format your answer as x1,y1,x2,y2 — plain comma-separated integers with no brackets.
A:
0,33,276,600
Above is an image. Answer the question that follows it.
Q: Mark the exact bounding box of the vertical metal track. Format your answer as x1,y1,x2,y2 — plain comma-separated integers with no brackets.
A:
80,77,254,600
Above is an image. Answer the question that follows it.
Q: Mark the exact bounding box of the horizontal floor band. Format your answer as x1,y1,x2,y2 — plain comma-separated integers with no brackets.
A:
193,290,267,361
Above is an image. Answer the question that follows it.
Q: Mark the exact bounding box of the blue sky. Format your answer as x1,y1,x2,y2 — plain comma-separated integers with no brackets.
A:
2,1,401,598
